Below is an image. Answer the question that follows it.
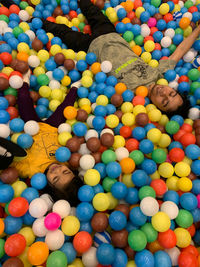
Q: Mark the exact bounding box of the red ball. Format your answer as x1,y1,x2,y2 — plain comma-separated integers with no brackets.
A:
127,11,135,20
7,107,19,120
180,133,196,147
178,252,198,267
4,234,26,257
0,6,10,16
8,197,29,217
182,245,199,258
158,229,177,249
181,123,193,133
163,13,173,23
150,179,167,197
0,52,12,65
120,126,132,138
9,4,20,14
188,6,198,13
2,257,24,267
125,138,139,152
83,25,91,34
73,231,92,253
173,129,186,141
168,147,185,162
178,75,189,83
69,10,78,19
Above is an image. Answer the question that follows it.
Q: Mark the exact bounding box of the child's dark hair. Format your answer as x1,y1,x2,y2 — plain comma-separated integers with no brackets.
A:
163,93,191,119
0,155,14,170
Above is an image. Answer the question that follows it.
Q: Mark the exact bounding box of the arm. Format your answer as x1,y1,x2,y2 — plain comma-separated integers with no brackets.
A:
169,25,200,63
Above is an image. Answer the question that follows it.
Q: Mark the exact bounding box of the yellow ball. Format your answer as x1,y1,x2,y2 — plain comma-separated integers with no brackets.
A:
157,78,168,86
151,212,171,232
146,104,156,113
12,181,27,198
39,86,51,98
158,133,171,148
2,67,13,76
109,12,118,23
82,70,93,78
31,0,40,4
106,115,119,128
133,105,146,115
61,216,80,236
159,3,170,15
78,14,85,22
141,52,152,63
33,67,45,76
76,51,86,61
61,75,71,87
92,193,110,211
121,102,134,113
121,113,135,126
150,170,160,180
19,227,35,246
50,45,62,56
166,176,179,191
135,7,145,18
127,260,137,267
183,26,192,37
19,22,30,32
144,40,155,52
177,177,192,192
147,128,162,143
159,114,169,126
37,50,49,62
129,40,136,48
81,76,93,88
173,4,181,13
174,162,191,177
184,118,193,126
71,18,80,27
78,98,91,108
81,104,92,114
18,247,32,267
25,6,34,16
11,133,21,144
174,228,191,248
17,43,30,53
71,258,84,267
148,109,162,122
49,99,61,112
107,192,118,210
84,169,101,186
63,49,76,60
51,89,63,101
148,59,159,68
158,162,174,178
113,135,125,149
96,95,109,106
122,174,134,188
58,132,72,146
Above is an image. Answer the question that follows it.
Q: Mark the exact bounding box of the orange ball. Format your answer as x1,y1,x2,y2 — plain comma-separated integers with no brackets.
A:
17,52,29,62
150,179,167,197
115,82,127,95
147,240,164,253
0,219,4,235
28,242,49,266
63,106,77,120
124,0,134,12
135,86,148,97
132,45,142,56
125,138,139,152
179,17,190,29
120,157,135,174
73,231,92,253
132,95,145,106
121,17,131,24
187,224,196,237
91,62,101,74
158,229,177,249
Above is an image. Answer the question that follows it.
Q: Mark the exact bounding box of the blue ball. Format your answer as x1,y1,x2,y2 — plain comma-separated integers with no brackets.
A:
111,182,128,199
122,89,134,102
21,187,39,203
154,251,172,267
95,72,107,83
185,144,200,160
135,249,154,267
112,249,128,267
94,105,107,117
86,52,97,65
125,187,139,204
45,59,57,71
192,179,200,195
109,211,127,231
37,97,49,107
0,97,8,110
178,82,190,94
31,172,47,190
106,104,116,115
17,134,33,149
129,207,147,226
69,1,78,10
132,170,149,187
31,18,43,29
93,184,104,194
80,221,93,233
139,139,154,154
173,34,183,45
163,190,179,205
22,210,36,225
0,110,10,123
152,49,162,60
35,105,47,118
157,19,166,30
0,184,14,203
88,91,98,103
92,116,106,130
77,87,89,98
140,11,150,23
55,147,71,162
4,216,23,235
51,37,62,46
132,127,146,140
76,60,87,72
168,141,183,150
164,69,176,82
53,68,64,80
60,242,77,264
68,69,81,82
9,118,25,133
116,22,126,33
94,163,106,178
78,185,94,202
103,86,115,98
191,160,200,175
191,208,200,223
76,202,94,222
141,159,157,175
170,115,184,126
73,122,87,136
180,192,198,211
117,8,127,20
106,75,118,86
106,162,122,179
97,243,115,265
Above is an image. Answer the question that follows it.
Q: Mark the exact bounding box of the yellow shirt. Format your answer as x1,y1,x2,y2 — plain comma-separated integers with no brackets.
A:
12,122,61,178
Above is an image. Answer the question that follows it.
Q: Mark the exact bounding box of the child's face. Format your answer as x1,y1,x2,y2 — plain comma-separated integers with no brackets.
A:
46,163,74,190
148,84,183,112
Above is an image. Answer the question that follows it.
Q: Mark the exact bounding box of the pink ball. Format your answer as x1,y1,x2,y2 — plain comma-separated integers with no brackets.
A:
197,194,200,208
148,17,157,27
44,212,61,231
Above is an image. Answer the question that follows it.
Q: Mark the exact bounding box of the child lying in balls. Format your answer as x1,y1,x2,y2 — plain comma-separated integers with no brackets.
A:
40,0,200,118
11,70,83,206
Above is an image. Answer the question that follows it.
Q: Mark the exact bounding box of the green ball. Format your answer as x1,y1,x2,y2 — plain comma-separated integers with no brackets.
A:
46,251,67,267
123,31,134,42
138,186,156,200
188,69,200,81
190,82,200,94
102,177,117,192
140,223,158,243
19,1,29,9
128,230,147,251
37,74,50,86
101,150,116,164
169,44,176,54
175,209,193,228
184,0,194,8
56,0,61,4
4,87,18,97
13,26,24,37
0,15,9,23
151,0,161,7
5,202,10,215
79,22,85,32
175,28,183,35
151,148,167,164
129,150,144,165
134,35,144,46
0,239,5,258
165,121,180,134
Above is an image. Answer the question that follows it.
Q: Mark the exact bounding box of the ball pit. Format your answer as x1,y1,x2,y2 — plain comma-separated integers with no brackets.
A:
0,0,200,266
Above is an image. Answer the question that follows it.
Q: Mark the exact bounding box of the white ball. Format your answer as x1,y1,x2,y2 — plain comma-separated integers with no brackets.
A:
141,24,150,37
58,66,67,75
164,28,175,39
58,123,71,133
29,198,48,218
46,71,53,80
183,50,195,62
140,197,159,216
4,27,12,34
53,200,71,218
28,55,40,68
100,129,114,136
78,143,91,155
165,247,180,266
0,21,8,35
86,115,95,128
19,10,30,21
175,74,179,82
0,124,10,138
9,76,23,89
91,103,97,112
182,12,193,20
45,229,65,250
178,0,184,8
161,36,172,48
188,108,200,120
69,206,76,216
160,201,179,219
24,120,40,136
115,147,129,161
25,30,35,42
85,129,99,141
168,81,178,90
82,247,98,267
114,5,124,12
40,194,54,211
101,61,112,73
49,80,60,89
79,154,95,170
32,217,48,237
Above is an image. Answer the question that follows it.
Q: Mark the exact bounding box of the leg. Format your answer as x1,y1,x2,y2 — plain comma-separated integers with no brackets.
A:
44,87,77,128
42,20,93,52
79,0,116,36
17,83,42,123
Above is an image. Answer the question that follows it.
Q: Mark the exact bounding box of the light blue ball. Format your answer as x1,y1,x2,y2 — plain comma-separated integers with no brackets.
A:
97,243,115,265
4,216,23,235
109,210,127,231
111,182,128,199
9,118,24,132
21,187,39,203
17,133,33,149
135,249,154,267
0,184,14,203
55,147,71,162
60,242,77,264
154,250,172,267
31,173,47,190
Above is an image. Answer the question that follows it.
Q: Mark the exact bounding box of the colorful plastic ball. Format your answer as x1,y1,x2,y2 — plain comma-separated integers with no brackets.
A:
30,172,47,190
4,233,26,257
185,144,200,160
180,193,198,211
45,229,65,251
135,249,154,267
128,230,147,251
106,161,122,179
0,110,10,123
46,250,67,267
174,162,191,177
140,196,159,216
174,228,191,248
178,251,198,267
84,169,101,186
152,212,171,232
32,217,48,237
0,184,14,203
158,162,174,178
139,139,154,154
76,202,94,222
9,75,23,89
73,122,87,137
61,216,80,236
55,147,71,162
168,147,185,162
96,243,115,265
92,193,110,211
2,257,24,267
8,197,29,217
52,200,71,219
17,133,33,149
131,170,149,187
154,250,172,267
60,242,77,264
24,120,39,136
9,118,24,133
29,198,48,218
158,229,177,249
111,182,128,199
160,201,179,220
152,148,167,164
44,212,61,231
129,206,147,227
109,211,127,231
175,209,193,228
73,231,92,254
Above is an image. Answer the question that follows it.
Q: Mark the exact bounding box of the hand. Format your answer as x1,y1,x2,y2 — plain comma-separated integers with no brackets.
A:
22,69,31,85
